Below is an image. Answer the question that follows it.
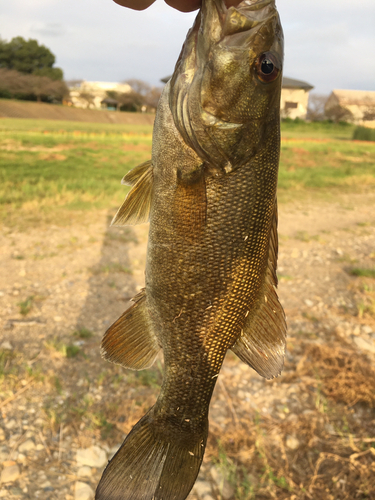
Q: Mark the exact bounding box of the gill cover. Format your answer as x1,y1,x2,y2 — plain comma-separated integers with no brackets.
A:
169,0,283,172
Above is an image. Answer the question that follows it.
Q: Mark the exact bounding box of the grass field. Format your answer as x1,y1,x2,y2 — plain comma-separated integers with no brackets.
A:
1,117,374,228
1,116,375,499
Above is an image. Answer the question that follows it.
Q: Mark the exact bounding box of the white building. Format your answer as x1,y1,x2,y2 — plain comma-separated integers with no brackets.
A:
325,89,375,128
280,77,314,120
67,80,132,110
67,77,315,119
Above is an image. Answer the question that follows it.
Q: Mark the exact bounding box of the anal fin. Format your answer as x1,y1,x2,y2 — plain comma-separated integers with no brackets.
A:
101,289,160,370
231,201,287,379
112,160,153,226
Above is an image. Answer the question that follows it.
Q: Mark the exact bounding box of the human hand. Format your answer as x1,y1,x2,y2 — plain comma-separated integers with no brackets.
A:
113,0,241,12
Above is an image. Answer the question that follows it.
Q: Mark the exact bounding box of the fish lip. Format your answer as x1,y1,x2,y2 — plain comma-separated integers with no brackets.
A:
200,0,277,42
237,0,275,8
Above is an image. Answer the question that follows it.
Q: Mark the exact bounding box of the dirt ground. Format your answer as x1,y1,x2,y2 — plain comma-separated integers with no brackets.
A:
0,192,374,499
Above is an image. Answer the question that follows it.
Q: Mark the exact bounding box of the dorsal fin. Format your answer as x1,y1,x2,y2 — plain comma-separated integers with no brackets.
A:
231,201,287,379
101,289,160,370
112,161,153,226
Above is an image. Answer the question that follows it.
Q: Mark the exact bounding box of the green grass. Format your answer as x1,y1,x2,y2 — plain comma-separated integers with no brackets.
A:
0,117,153,135
18,296,34,315
73,327,94,339
278,138,375,198
1,118,374,228
281,119,355,140
349,267,375,278
45,339,82,358
353,126,375,142
0,118,152,227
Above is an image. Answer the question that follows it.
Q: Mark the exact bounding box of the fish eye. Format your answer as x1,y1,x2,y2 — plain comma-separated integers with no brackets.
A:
255,52,280,83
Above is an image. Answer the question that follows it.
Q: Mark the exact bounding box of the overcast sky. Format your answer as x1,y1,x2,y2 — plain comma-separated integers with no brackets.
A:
1,0,374,95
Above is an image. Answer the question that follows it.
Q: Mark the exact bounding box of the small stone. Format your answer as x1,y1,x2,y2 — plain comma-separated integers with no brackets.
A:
54,316,62,322
0,342,12,351
16,453,26,463
0,464,20,483
362,325,373,335
76,446,107,468
353,337,375,354
304,299,314,307
77,466,92,478
353,325,361,336
286,435,300,450
221,481,235,500
74,481,94,500
18,439,35,453
5,420,17,430
210,466,234,500
36,444,44,451
193,479,212,498
0,430,5,442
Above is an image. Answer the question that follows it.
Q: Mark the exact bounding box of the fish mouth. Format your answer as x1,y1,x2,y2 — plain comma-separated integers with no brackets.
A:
200,0,277,42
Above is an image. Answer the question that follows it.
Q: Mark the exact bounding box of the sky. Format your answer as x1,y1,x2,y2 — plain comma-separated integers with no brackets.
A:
1,0,375,96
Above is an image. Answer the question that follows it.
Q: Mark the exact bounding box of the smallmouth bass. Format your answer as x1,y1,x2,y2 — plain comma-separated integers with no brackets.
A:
96,0,286,499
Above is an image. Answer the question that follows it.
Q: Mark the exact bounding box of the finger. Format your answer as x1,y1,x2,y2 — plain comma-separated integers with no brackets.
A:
113,0,157,9
164,0,201,12
225,0,242,6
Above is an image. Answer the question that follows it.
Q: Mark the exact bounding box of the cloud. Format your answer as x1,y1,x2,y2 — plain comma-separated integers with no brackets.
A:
30,23,66,37
0,0,374,93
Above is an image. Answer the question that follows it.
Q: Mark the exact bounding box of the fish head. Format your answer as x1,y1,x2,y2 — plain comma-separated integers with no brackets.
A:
170,0,284,172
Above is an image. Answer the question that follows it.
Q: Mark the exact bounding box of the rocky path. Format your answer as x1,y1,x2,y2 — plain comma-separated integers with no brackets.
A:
0,193,374,499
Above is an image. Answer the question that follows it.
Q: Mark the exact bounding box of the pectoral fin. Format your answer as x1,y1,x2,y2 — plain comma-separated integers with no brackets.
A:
231,202,287,379
112,160,153,226
101,289,160,370
121,160,152,186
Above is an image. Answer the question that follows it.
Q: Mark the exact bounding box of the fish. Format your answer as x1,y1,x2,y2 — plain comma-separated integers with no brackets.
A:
96,0,286,499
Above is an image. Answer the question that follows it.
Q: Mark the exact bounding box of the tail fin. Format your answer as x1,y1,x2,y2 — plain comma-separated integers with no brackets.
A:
95,407,208,500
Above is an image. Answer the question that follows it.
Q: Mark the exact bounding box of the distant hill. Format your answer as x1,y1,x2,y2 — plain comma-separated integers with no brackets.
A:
0,99,155,125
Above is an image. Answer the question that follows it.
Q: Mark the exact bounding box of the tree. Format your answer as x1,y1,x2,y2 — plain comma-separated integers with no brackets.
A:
105,89,143,112
144,86,163,110
77,91,96,109
124,79,151,97
0,68,68,103
0,36,63,80
362,97,375,122
122,79,163,112
306,94,329,121
325,104,353,123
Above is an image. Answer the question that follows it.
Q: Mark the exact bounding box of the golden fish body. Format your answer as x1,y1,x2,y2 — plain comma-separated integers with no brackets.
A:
97,1,285,499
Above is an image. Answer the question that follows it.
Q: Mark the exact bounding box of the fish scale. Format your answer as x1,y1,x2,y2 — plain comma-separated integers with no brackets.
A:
96,0,286,499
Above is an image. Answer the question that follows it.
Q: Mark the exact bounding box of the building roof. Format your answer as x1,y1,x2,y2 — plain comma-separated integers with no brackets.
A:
101,98,118,105
282,77,314,90
330,89,375,106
